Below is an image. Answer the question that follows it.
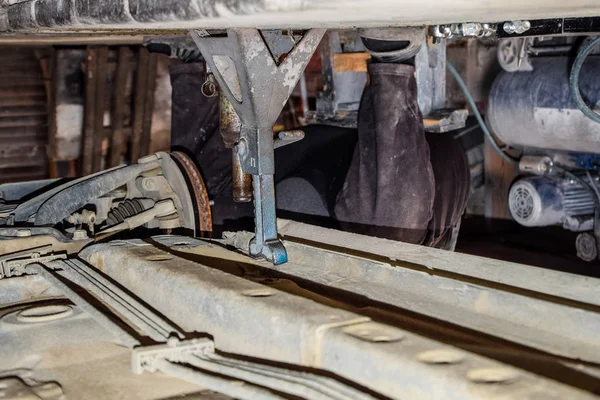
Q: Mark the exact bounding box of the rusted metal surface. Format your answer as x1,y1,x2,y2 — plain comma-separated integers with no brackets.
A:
171,151,213,233
0,47,48,183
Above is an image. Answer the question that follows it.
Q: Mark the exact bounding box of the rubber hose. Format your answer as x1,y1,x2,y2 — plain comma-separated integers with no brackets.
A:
446,61,519,165
569,36,600,124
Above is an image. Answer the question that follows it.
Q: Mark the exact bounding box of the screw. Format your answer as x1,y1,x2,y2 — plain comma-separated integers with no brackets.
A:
142,178,157,191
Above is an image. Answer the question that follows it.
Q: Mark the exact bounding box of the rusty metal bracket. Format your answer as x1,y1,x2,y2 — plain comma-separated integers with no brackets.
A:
190,28,325,264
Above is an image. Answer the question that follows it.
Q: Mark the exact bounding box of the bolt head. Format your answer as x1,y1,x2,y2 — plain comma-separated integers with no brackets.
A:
142,178,157,191
503,21,517,34
461,22,481,37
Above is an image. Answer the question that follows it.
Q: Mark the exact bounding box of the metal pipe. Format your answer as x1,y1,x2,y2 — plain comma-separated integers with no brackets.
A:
219,89,252,202
154,358,285,400
184,355,342,400
232,150,253,203
201,353,375,400
49,259,183,342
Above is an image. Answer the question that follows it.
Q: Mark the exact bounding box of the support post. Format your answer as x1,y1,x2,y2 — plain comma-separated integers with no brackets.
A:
191,28,325,264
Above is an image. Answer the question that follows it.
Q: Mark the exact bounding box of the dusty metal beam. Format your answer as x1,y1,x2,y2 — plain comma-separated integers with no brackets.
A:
25,262,140,348
150,225,600,366
79,239,597,400
275,220,600,307
44,258,184,343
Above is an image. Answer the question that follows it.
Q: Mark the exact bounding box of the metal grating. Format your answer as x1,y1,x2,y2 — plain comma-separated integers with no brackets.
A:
0,47,49,183
509,185,535,221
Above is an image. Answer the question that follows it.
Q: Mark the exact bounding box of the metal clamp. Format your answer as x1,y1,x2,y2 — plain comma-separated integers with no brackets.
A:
0,246,66,279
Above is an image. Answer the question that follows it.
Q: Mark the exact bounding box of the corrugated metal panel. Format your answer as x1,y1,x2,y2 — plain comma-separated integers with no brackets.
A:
0,47,49,183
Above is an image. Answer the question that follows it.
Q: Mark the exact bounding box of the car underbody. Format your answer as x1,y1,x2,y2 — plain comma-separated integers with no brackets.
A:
1,2,600,399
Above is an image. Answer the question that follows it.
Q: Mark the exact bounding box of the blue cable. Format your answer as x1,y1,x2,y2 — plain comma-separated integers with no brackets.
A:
446,61,518,165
